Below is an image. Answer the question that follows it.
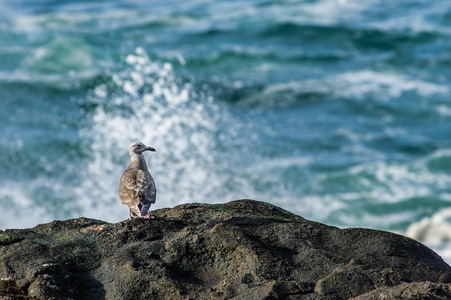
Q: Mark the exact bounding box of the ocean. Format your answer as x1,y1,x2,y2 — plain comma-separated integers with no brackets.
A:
1,0,451,263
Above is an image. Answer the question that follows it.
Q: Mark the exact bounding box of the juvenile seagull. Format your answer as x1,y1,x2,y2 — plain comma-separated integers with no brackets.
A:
119,142,157,219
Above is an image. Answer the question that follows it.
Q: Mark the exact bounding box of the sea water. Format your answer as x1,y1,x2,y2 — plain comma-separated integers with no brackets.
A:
1,0,451,264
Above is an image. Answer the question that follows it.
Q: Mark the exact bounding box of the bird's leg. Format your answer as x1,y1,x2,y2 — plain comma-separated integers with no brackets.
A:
129,205,141,220
129,209,139,220
140,201,154,219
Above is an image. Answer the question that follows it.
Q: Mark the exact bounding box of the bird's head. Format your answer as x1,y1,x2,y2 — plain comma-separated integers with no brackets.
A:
129,142,156,154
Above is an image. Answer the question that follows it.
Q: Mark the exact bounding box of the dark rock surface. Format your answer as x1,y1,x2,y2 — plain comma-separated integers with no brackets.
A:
0,199,450,299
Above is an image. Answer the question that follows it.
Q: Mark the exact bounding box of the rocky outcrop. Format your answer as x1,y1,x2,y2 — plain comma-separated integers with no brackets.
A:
0,199,450,299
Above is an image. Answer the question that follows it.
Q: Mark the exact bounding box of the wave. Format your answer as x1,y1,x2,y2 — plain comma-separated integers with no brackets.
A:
0,181,54,229
406,207,451,245
258,22,441,49
0,34,105,90
296,149,451,229
406,207,451,265
183,47,348,71
73,47,253,222
235,70,449,108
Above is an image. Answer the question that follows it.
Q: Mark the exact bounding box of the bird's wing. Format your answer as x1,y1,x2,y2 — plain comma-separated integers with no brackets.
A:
119,171,140,206
135,170,150,190
119,167,156,207
140,171,156,203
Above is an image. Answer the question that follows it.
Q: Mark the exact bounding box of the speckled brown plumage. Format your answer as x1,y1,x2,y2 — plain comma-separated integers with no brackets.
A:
119,142,156,219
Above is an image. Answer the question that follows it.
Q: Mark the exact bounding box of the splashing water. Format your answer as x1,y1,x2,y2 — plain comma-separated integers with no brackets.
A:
75,48,251,222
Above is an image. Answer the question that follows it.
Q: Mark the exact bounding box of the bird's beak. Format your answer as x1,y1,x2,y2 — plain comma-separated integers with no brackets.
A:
147,147,156,152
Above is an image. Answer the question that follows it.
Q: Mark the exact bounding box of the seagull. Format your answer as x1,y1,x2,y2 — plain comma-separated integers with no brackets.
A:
119,142,157,220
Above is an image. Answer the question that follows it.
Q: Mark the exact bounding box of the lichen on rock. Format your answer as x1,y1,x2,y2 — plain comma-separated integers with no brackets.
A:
0,199,450,299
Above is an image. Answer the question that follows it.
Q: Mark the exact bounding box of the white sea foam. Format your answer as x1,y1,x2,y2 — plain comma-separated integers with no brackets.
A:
73,48,356,224
10,9,148,34
406,208,451,245
0,181,58,230
366,1,451,35
74,48,251,222
296,0,451,35
334,71,449,99
29,37,95,72
294,148,451,229
437,105,451,116
298,0,372,25
259,70,448,107
406,208,451,265
0,34,100,89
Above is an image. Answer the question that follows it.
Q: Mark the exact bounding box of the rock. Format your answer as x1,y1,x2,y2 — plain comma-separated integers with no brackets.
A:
0,278,25,297
0,199,450,299
351,281,451,299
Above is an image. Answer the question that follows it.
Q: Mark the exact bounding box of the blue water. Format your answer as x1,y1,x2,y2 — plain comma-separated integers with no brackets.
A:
1,0,451,261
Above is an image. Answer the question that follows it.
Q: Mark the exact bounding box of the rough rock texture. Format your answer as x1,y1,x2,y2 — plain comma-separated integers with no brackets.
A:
0,199,450,300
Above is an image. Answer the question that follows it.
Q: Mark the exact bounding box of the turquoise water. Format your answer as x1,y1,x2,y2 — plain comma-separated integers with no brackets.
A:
1,0,451,261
